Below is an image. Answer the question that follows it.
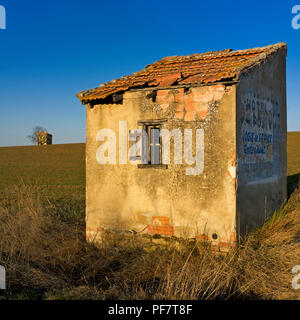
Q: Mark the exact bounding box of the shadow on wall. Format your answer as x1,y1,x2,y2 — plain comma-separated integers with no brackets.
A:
287,173,300,197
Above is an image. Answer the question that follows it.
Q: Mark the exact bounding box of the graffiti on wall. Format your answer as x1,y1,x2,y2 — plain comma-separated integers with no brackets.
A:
239,90,281,184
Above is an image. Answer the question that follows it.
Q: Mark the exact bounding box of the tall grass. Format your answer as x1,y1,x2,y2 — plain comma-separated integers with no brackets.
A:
0,184,300,300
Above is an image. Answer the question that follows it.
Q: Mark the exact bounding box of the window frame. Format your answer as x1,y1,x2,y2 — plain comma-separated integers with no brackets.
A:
137,119,168,169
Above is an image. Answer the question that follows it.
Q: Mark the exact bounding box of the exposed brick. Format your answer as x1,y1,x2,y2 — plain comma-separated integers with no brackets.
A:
195,101,207,111
197,234,209,241
218,242,229,248
148,225,154,232
156,90,172,102
174,90,185,103
193,89,213,103
148,216,174,236
184,100,195,112
175,111,184,119
175,103,185,112
148,225,174,236
230,232,236,243
196,110,208,120
212,85,225,91
194,102,208,119
229,233,236,248
184,111,195,121
152,216,170,226
196,232,237,252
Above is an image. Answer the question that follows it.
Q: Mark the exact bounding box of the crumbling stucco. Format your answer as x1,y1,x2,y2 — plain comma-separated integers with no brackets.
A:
86,83,237,251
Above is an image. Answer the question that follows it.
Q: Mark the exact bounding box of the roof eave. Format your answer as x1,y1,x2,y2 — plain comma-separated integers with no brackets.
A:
76,42,287,105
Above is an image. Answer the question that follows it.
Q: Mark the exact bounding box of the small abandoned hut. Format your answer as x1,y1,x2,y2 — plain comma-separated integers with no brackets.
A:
77,43,287,251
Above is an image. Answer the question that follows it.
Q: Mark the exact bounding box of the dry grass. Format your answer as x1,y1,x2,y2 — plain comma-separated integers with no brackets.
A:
0,184,300,300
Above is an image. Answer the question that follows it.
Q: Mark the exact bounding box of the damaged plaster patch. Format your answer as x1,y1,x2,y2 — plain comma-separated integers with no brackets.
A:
139,85,228,122
227,152,237,181
227,165,237,180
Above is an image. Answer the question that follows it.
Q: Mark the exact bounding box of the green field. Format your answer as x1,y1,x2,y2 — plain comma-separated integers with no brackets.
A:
0,143,85,186
0,143,86,225
0,133,299,187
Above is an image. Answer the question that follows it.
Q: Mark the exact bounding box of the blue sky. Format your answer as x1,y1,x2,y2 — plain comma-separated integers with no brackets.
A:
0,0,299,146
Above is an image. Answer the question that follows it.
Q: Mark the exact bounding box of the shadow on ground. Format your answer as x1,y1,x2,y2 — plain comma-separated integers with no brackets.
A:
287,173,300,197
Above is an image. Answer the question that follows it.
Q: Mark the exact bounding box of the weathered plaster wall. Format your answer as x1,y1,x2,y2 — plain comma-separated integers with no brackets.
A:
86,84,237,250
236,50,287,235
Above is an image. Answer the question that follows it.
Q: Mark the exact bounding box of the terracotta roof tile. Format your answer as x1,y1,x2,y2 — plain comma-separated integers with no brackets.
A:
77,43,287,103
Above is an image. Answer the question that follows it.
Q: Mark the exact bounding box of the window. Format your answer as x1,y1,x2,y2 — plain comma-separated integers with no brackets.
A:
137,119,168,169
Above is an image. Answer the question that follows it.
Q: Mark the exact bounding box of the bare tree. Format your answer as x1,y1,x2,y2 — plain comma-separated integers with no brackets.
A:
27,126,47,145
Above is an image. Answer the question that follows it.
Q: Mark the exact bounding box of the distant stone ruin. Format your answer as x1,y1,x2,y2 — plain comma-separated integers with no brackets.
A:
37,131,52,146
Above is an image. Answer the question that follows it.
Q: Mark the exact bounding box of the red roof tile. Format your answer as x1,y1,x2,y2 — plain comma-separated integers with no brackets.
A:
77,43,287,104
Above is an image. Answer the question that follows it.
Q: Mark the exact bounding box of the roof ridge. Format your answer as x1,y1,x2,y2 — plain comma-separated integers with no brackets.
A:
231,42,286,55
233,42,287,77
150,43,286,64
158,49,234,62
